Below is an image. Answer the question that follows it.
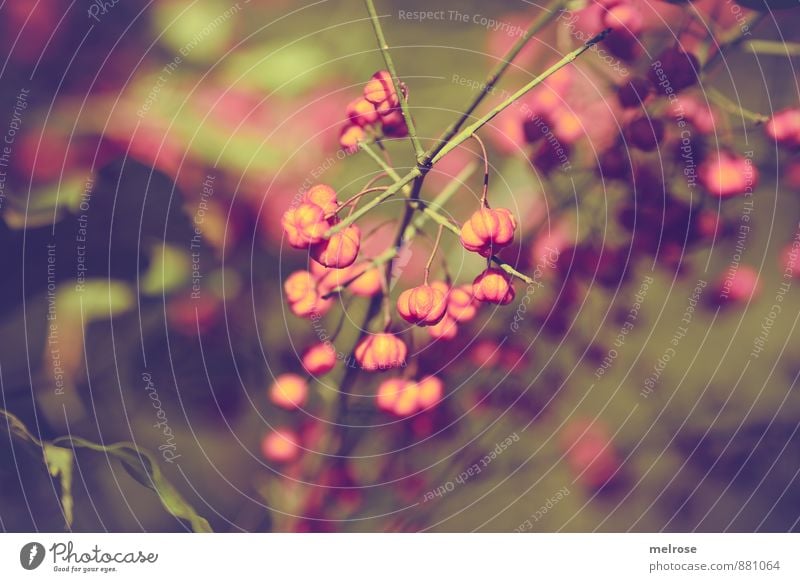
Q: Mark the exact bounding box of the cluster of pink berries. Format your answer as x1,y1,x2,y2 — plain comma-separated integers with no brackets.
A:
340,70,409,153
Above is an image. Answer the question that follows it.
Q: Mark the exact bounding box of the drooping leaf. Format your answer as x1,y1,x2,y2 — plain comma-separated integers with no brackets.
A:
43,444,74,528
1,410,212,533
60,438,213,533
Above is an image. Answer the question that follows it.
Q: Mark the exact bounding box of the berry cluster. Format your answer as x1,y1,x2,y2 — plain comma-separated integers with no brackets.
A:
340,70,409,153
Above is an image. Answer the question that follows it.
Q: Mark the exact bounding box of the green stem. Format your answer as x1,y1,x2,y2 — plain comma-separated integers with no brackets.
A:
364,0,425,161
360,140,403,182
743,39,800,57
419,0,568,167
707,86,768,125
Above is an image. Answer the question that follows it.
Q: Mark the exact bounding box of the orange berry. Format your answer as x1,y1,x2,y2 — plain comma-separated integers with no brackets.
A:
363,70,397,106
396,284,448,326
415,375,444,409
346,97,379,127
354,333,407,371
376,378,407,412
310,224,361,269
447,284,478,322
392,382,419,416
427,314,458,340
302,342,337,375
283,270,332,318
284,270,316,303
269,373,308,410
460,207,517,256
281,202,329,248
473,267,515,305
261,428,301,463
348,264,382,297
339,123,365,154
304,184,339,215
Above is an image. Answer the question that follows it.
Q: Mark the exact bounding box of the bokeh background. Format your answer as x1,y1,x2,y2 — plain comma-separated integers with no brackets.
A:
1,0,800,532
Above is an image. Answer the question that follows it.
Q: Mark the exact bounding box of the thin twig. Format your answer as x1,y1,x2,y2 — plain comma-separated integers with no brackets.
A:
419,0,569,167
707,86,768,125
431,29,611,166
424,224,444,285
471,134,490,207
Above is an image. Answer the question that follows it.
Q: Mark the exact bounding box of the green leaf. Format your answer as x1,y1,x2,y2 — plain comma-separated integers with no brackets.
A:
152,0,237,64
140,244,192,296
56,280,135,322
3,174,92,229
221,41,330,96
43,445,74,528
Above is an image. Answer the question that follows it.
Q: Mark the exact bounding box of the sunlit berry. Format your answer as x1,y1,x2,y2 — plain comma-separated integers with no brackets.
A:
310,224,361,268
427,314,458,340
375,100,398,118
261,428,301,463
281,202,329,248
603,3,643,35
346,97,380,127
698,151,758,199
473,268,515,305
269,373,308,410
446,284,478,322
284,270,332,318
392,383,419,416
376,378,408,412
460,207,517,256
765,108,800,149
348,264,383,296
363,70,398,106
340,123,365,154
354,333,407,371
302,342,337,375
415,375,444,409
396,284,448,326
304,184,339,215
551,108,583,144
